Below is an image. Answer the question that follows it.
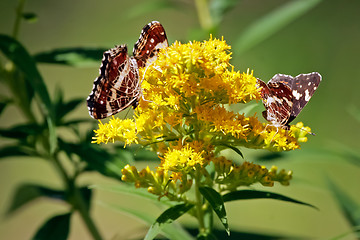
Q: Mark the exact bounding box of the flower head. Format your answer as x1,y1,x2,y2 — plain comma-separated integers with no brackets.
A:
159,145,206,173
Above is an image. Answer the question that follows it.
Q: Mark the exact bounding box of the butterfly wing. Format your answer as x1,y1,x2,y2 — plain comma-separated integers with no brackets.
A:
268,72,322,124
133,21,168,68
289,72,322,120
87,45,140,119
257,79,293,127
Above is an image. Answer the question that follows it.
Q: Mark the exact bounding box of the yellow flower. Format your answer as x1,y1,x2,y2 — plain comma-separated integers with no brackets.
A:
92,36,315,198
92,117,139,146
159,146,206,173
93,37,313,153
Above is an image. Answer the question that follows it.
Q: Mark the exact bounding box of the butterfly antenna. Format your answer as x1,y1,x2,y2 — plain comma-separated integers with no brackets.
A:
124,107,132,119
293,125,316,136
140,61,155,84
270,127,279,143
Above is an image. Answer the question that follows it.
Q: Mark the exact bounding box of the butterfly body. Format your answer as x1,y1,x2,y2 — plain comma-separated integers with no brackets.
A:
87,21,168,119
257,72,322,129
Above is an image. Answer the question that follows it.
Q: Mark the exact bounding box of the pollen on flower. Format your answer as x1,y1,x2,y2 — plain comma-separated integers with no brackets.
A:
159,146,206,173
92,116,139,146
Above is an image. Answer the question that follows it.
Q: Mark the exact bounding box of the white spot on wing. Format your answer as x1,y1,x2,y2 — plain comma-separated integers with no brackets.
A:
293,90,301,100
305,89,311,101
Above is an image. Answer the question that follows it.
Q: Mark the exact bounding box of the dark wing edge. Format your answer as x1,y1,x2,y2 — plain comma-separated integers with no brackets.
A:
133,21,169,68
87,45,140,119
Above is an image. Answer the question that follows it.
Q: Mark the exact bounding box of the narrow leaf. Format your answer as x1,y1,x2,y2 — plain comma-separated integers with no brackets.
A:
90,184,162,203
99,201,194,240
79,187,92,212
0,145,38,159
47,116,57,154
327,179,360,226
0,98,12,115
210,0,240,25
0,34,53,117
22,12,38,22
0,34,56,153
222,190,318,209
7,184,65,215
235,0,322,54
199,187,230,235
145,203,194,240
218,143,243,158
58,139,124,179
0,123,43,140
32,213,71,240
34,47,108,67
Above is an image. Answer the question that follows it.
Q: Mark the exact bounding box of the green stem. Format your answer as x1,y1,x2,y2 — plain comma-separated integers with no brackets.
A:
194,0,213,31
194,168,206,235
52,155,103,240
73,187,103,240
13,0,26,39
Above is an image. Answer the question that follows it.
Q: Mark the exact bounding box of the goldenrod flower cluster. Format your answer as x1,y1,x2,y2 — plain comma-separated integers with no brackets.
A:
92,37,312,198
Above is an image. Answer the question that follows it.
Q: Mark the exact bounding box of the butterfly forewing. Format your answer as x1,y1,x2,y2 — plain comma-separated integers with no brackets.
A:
133,21,169,68
289,72,322,122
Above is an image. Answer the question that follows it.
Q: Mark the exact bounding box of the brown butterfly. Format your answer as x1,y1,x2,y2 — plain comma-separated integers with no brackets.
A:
87,21,168,119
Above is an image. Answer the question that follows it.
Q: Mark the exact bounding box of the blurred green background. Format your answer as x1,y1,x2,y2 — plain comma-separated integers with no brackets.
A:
0,0,359,239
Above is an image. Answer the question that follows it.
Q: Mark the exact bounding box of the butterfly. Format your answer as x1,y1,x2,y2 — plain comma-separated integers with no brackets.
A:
87,21,168,119
257,72,322,130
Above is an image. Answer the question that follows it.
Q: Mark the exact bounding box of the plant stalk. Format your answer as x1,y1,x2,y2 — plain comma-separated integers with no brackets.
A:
13,0,27,39
194,168,206,235
52,156,103,240
73,187,103,240
194,0,214,31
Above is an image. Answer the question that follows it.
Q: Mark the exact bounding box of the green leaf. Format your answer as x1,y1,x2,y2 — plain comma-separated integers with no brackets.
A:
34,47,108,67
222,190,318,209
99,201,194,240
327,179,360,226
6,184,66,215
145,203,195,240
58,139,125,179
347,104,360,124
32,213,71,240
199,187,230,235
79,187,92,212
0,34,53,118
0,98,12,115
0,145,38,159
22,12,38,22
0,34,57,153
0,123,42,140
90,184,163,203
47,117,57,154
210,0,240,25
53,88,84,125
235,0,322,54
218,143,243,158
